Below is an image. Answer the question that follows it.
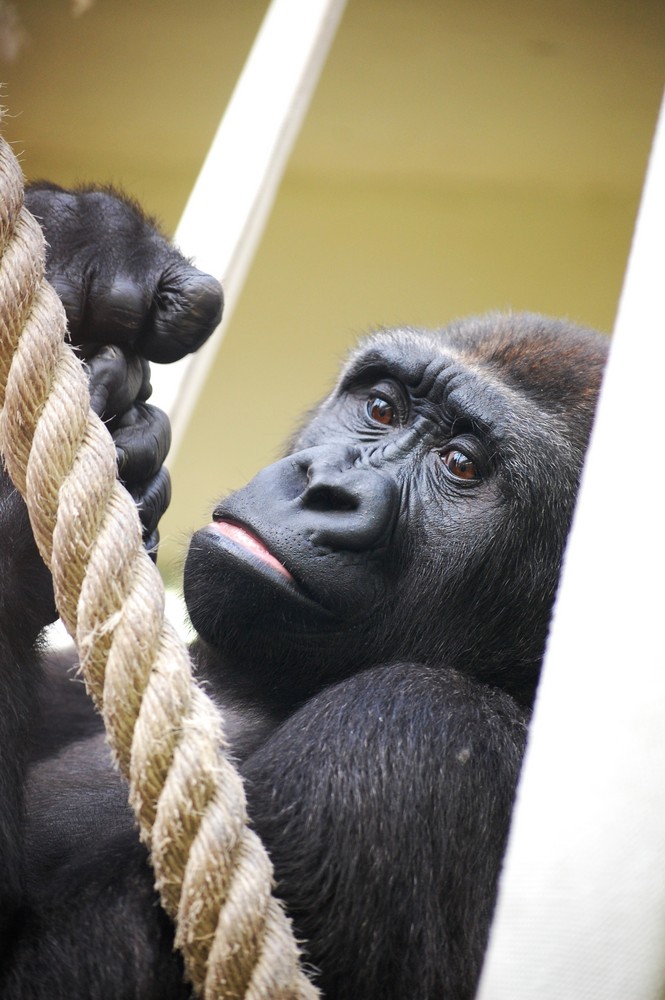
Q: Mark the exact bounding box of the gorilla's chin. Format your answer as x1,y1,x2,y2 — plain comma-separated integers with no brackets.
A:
184,524,336,640
183,524,391,700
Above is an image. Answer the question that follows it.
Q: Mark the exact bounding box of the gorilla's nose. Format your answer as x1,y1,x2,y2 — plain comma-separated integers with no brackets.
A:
298,449,398,551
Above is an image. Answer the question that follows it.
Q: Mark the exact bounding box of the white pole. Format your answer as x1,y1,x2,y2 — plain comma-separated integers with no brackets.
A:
150,0,347,461
476,92,665,1000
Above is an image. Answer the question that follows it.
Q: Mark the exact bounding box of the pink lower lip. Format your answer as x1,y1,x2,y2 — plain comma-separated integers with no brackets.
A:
211,520,293,581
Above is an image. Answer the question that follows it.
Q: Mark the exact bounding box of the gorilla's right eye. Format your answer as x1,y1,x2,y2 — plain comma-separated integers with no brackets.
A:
441,448,479,482
367,396,395,426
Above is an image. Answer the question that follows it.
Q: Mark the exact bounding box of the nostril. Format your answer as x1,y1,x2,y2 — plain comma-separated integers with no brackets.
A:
302,481,359,513
295,452,398,552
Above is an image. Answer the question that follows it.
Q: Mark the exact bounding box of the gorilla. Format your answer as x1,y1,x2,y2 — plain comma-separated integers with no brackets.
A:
0,185,608,1000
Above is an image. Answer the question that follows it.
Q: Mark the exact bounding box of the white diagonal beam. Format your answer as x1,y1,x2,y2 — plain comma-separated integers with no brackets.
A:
477,91,665,1000
150,0,347,461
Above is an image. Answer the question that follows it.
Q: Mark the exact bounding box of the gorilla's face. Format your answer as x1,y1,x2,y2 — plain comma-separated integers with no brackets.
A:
184,313,606,707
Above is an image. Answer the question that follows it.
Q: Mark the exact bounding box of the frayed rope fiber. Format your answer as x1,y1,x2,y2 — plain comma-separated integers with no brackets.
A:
0,134,318,1000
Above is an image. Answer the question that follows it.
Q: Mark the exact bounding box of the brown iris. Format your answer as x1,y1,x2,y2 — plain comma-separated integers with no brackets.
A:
367,397,395,426
442,449,478,481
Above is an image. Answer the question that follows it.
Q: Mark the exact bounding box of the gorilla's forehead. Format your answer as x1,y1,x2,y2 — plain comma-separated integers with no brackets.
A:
338,330,523,440
340,313,607,433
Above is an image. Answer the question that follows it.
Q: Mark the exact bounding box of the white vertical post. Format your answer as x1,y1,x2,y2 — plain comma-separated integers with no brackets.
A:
476,93,665,1000
150,0,347,460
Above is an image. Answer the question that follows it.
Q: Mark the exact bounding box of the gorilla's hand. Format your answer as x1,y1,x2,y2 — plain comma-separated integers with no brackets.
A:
24,183,223,363
85,346,171,557
24,181,222,554
0,346,170,640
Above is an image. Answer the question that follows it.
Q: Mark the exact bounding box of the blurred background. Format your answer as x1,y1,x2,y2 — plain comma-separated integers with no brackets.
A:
1,0,663,586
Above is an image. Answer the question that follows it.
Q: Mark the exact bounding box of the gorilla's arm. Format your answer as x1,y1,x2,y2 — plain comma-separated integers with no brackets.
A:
0,479,51,951
3,662,525,1000
3,841,188,1000
0,737,190,1000
242,663,528,1000
0,183,222,949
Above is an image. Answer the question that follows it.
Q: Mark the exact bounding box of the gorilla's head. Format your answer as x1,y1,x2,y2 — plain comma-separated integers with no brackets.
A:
184,313,607,709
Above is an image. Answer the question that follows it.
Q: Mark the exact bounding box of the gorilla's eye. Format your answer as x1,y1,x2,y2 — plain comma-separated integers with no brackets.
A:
367,396,395,426
441,449,479,481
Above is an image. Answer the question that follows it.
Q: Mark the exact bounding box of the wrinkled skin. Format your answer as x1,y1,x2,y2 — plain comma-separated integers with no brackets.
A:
0,188,607,1000
0,186,221,980
26,183,222,363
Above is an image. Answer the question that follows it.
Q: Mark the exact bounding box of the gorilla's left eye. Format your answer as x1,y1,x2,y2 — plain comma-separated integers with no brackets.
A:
367,396,395,426
441,449,479,481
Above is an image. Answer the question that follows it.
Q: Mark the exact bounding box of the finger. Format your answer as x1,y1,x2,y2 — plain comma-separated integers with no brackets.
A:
137,358,153,402
138,262,223,364
49,274,86,341
81,276,153,347
113,403,172,484
127,467,172,541
143,527,161,564
85,346,145,419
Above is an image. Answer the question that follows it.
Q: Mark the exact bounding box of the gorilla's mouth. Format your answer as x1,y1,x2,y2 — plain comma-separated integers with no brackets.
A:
210,519,294,582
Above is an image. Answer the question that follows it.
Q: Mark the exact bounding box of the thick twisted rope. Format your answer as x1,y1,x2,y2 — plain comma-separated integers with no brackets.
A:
0,135,318,1000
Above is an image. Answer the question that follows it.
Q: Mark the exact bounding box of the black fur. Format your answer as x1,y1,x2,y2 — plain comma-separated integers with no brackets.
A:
0,185,608,1000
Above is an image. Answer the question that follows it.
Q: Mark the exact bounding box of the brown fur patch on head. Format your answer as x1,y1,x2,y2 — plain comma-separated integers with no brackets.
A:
450,311,608,423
